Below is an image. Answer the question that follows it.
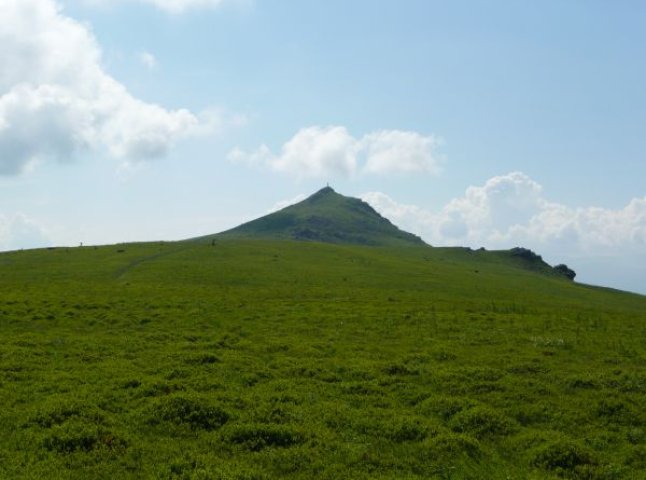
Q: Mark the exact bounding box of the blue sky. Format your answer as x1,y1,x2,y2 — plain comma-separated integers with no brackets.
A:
1,0,645,293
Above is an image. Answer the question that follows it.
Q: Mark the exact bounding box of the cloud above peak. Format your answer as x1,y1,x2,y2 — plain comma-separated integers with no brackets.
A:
0,0,212,175
228,126,443,179
362,130,443,175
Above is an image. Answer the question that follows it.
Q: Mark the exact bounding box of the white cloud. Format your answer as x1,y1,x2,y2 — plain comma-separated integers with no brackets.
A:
271,126,360,178
439,172,545,241
85,0,242,14
0,0,213,175
362,130,443,175
139,51,158,69
229,126,442,179
361,191,433,236
227,145,271,168
362,173,646,292
362,172,646,256
0,214,50,251
138,0,227,13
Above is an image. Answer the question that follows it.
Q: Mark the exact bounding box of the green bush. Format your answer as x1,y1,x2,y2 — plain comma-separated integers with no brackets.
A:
624,445,646,469
149,395,230,431
185,353,220,365
449,406,517,438
626,427,645,445
418,396,477,421
32,400,104,428
553,264,576,281
420,432,482,461
531,439,597,474
225,424,304,451
383,416,429,442
596,398,637,425
383,363,417,376
42,421,127,453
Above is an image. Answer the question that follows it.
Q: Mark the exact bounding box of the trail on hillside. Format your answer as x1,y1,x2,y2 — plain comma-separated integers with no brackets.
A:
113,245,190,279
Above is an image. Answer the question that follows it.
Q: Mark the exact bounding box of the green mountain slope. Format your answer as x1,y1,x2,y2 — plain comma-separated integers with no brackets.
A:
197,187,576,281
1,206,645,478
197,186,425,247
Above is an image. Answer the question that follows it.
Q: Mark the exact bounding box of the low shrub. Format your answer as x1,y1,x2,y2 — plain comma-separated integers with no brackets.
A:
626,427,645,445
565,376,599,390
625,445,646,469
595,398,638,425
531,439,597,474
139,382,185,398
383,416,429,442
31,400,104,428
225,424,304,451
123,379,142,389
185,353,220,365
553,264,576,280
42,421,127,454
432,349,457,362
383,363,417,376
449,406,517,438
509,402,552,426
148,395,230,431
418,396,477,421
420,432,482,461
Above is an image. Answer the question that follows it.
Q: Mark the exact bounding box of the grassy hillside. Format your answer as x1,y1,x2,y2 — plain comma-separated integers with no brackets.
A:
1,239,645,479
203,187,425,247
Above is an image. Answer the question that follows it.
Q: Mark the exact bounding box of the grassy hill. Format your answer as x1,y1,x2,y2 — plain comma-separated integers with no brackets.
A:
200,186,426,247
1,237,645,479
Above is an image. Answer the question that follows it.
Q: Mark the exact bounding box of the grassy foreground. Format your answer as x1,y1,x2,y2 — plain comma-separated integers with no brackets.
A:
1,239,645,479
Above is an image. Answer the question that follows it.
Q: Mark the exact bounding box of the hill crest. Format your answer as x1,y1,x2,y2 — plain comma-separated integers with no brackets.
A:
210,186,426,247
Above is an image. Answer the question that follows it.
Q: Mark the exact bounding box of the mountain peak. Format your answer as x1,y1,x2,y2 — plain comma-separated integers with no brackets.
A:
316,185,336,194
305,186,338,201
211,188,426,247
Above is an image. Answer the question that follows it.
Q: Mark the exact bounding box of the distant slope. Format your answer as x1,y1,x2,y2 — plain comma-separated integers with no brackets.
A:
1,240,643,311
194,187,426,247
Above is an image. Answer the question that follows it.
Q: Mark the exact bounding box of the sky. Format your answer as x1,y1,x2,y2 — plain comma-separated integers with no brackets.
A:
1,0,645,294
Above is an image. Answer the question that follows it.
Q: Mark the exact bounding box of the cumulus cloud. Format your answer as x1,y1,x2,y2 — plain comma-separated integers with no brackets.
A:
362,173,646,292
137,0,227,13
439,172,545,242
362,130,443,175
0,0,212,175
0,214,50,251
229,126,443,179
362,172,646,262
85,0,240,14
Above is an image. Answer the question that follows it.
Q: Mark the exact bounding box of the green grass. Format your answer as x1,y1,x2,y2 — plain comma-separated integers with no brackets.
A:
0,239,645,479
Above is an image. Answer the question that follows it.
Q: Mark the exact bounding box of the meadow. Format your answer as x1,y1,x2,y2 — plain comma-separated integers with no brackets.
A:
1,239,645,479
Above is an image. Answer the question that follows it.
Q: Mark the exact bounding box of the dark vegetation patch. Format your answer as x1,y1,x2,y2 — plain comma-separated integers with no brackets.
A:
147,395,230,431
225,424,305,451
418,396,478,421
530,439,598,476
420,432,483,460
449,406,518,439
43,422,127,454
185,353,220,365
